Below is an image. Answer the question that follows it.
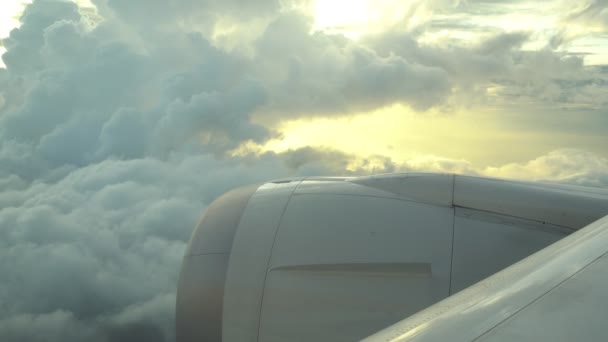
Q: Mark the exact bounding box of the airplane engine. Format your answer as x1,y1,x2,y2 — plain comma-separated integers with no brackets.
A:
176,173,608,342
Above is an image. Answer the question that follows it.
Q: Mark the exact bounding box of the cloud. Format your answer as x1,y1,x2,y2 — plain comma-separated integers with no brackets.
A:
275,147,608,188
0,311,103,342
484,149,608,187
0,0,455,176
0,2,271,167
277,146,480,176
277,146,400,175
0,153,316,341
365,30,608,110
250,12,452,118
565,0,608,30
94,0,282,27
1,0,81,73
361,0,608,111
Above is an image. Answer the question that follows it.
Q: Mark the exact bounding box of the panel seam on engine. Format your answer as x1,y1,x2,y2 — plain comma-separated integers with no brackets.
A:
448,174,456,295
254,178,305,341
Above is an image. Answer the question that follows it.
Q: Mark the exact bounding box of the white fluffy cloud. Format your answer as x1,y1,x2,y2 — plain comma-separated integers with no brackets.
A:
484,149,608,187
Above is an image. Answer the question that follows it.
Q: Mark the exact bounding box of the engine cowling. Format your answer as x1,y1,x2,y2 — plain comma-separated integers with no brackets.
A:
176,173,608,342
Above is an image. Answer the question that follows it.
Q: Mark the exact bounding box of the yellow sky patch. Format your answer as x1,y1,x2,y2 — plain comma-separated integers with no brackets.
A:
260,104,606,167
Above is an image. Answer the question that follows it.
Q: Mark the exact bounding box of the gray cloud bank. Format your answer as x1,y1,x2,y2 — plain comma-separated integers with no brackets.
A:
1,0,607,341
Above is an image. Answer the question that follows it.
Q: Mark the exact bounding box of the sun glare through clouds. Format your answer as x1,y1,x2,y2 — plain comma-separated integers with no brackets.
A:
311,0,417,37
0,0,32,68
313,0,371,35
259,0,608,167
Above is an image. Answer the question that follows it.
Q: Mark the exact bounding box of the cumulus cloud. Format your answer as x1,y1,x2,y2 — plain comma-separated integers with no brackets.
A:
254,13,451,117
0,151,344,341
484,149,608,187
277,146,400,175
276,147,608,188
0,0,607,342
0,1,370,340
0,2,271,164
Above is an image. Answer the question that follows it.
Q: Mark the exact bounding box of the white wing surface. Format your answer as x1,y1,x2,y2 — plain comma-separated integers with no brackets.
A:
363,214,608,342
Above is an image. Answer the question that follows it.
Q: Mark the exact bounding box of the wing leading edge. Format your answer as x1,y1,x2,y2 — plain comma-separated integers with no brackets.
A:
363,214,608,342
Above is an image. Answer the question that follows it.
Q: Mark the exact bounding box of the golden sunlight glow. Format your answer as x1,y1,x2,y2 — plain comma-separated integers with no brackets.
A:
0,0,31,38
313,0,371,32
260,104,605,167
261,104,509,165
0,0,32,68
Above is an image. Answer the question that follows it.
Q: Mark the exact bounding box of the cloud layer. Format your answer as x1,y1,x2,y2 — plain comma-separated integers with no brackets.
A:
0,1,607,341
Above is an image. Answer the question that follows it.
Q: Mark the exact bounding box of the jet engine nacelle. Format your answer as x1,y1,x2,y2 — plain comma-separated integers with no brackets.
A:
176,173,608,342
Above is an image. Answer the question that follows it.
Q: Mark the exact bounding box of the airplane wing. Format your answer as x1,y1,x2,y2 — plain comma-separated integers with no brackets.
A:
363,213,608,342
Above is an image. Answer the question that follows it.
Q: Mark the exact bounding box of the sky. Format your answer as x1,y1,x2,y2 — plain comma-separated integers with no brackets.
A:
0,0,607,341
